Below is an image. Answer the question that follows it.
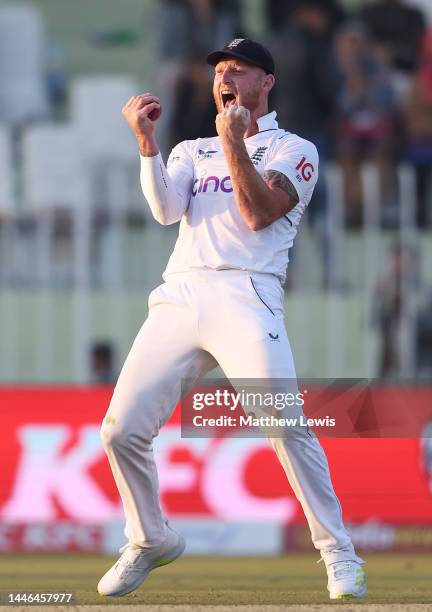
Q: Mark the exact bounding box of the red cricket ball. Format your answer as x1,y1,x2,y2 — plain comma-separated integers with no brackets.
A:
148,105,161,122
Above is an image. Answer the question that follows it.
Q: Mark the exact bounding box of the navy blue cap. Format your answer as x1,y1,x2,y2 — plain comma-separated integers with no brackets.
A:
206,38,275,75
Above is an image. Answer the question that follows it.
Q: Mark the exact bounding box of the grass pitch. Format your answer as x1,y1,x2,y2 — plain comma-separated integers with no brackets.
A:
0,553,431,608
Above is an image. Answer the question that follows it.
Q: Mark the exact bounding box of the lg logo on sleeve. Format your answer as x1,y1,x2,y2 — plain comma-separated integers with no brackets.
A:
295,156,315,182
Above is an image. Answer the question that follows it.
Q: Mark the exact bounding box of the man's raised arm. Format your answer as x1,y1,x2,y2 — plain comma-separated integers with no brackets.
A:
122,94,191,225
216,105,300,231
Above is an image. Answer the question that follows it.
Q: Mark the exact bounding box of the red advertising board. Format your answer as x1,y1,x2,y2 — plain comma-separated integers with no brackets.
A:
0,387,431,538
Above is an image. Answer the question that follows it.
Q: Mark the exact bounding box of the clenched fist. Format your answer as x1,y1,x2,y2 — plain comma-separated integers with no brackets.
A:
122,93,161,133
216,105,251,143
122,93,161,155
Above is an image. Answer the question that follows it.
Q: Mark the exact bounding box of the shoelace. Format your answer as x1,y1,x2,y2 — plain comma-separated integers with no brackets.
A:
115,546,145,576
328,561,355,581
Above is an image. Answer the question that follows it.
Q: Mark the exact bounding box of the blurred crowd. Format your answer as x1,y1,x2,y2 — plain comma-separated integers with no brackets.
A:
155,0,432,228
1,0,432,380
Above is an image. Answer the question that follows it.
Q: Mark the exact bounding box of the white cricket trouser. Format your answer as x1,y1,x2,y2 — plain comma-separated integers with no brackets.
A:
101,270,358,561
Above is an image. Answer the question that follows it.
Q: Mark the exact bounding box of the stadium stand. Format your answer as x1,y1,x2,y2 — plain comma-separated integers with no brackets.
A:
0,0,432,383
0,4,49,123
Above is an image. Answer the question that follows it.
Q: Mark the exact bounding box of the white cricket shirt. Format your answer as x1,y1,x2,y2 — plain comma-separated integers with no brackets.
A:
151,111,318,284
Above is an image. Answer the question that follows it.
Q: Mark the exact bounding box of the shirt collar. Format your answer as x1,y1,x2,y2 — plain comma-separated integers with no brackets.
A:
256,110,278,132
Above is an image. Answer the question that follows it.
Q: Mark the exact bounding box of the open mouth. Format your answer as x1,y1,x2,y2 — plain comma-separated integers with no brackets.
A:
221,91,237,108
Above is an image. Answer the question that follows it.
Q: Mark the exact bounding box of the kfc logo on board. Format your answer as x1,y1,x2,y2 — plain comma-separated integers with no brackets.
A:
0,422,296,523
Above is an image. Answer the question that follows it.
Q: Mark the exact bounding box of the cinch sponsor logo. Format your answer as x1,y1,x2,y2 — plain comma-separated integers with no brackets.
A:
192,175,233,196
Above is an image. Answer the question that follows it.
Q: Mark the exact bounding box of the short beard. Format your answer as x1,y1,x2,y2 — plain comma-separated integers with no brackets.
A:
213,94,223,114
238,90,261,113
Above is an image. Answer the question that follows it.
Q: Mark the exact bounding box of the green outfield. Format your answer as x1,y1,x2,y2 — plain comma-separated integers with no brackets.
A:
0,553,431,607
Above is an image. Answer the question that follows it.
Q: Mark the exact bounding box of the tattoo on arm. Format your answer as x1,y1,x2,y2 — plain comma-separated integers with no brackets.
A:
263,170,299,206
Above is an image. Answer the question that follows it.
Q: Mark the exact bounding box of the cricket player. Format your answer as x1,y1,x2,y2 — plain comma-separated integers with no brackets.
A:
98,39,366,600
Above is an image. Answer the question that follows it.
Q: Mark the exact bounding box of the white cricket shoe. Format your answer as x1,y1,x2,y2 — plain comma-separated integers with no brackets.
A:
97,526,186,597
326,560,367,599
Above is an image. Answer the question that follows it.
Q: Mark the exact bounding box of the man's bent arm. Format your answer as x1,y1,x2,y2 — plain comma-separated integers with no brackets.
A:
222,139,299,231
122,94,190,225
